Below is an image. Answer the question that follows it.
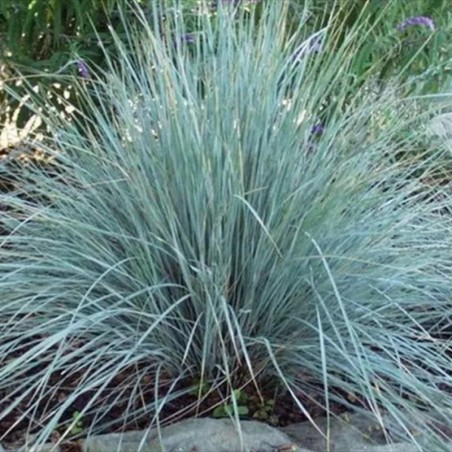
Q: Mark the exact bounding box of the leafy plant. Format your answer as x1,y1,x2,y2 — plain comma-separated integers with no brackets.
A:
69,411,84,436
286,0,452,96
252,398,274,422
212,389,249,419
189,378,210,397
0,0,138,67
0,1,451,450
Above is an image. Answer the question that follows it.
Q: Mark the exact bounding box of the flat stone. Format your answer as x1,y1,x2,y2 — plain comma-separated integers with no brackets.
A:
13,410,452,451
83,418,303,452
378,408,452,450
281,412,389,452
281,411,452,452
82,431,155,452
351,445,419,452
9,444,61,452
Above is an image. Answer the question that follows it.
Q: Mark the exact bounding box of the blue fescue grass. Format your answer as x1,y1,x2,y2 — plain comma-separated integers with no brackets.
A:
0,1,451,449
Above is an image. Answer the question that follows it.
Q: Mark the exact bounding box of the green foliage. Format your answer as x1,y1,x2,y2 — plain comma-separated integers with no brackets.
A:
189,378,210,397
213,404,249,418
69,411,84,436
286,0,452,95
0,0,121,136
252,398,274,421
212,389,249,419
0,0,142,69
0,1,451,449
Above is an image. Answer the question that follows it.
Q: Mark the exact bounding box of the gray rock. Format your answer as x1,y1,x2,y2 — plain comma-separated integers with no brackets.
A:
281,412,392,451
378,409,452,451
351,445,419,452
83,418,303,452
9,444,61,452
281,412,425,452
82,431,155,452
12,410,452,452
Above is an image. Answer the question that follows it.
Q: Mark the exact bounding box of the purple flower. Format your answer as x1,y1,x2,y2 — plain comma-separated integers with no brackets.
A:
397,16,435,32
210,0,260,8
76,60,90,79
306,123,325,154
180,33,196,44
174,33,196,48
310,123,325,136
291,33,324,62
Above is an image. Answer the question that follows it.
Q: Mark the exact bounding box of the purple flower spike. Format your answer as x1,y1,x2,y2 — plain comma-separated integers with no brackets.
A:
211,0,260,7
306,123,325,153
311,123,325,136
76,60,90,79
180,33,196,44
397,16,435,32
174,33,196,48
291,33,324,62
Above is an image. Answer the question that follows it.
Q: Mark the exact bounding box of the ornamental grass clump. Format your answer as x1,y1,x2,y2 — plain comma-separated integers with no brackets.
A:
0,2,451,449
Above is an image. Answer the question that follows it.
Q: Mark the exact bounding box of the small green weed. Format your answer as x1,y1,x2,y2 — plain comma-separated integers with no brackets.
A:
212,389,276,421
189,378,210,397
213,389,249,418
252,398,275,421
69,411,84,436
